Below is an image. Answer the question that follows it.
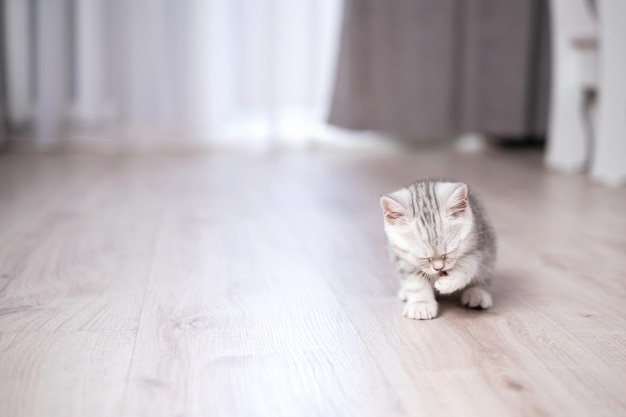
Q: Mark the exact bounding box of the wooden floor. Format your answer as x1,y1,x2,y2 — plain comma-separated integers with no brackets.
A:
0,149,625,417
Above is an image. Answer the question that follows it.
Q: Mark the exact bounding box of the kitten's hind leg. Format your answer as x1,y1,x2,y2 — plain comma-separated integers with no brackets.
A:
461,286,493,310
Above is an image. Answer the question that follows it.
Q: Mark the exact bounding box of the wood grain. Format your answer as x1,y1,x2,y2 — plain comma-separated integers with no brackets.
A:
0,150,625,417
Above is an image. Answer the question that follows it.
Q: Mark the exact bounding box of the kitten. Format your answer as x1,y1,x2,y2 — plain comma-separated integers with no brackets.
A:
380,180,496,320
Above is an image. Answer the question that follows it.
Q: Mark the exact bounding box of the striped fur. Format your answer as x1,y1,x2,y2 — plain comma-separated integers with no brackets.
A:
380,180,496,319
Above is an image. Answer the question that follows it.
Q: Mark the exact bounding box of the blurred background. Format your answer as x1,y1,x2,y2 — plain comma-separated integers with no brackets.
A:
1,2,626,417
0,0,622,184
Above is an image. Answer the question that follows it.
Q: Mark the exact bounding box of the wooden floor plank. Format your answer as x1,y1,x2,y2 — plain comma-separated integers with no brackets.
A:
0,158,162,331
0,330,136,417
121,159,408,417
0,150,624,417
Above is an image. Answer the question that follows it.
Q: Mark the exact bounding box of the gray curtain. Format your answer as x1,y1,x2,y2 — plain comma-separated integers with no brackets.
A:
0,1,7,147
328,0,550,140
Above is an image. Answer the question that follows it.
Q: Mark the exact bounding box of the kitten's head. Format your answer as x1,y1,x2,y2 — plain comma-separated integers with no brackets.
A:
380,181,474,276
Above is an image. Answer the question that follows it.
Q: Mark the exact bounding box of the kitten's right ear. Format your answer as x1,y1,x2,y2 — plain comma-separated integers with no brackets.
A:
380,195,408,224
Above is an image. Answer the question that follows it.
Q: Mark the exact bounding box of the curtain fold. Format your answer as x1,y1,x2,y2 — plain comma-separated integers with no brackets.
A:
2,0,342,150
328,0,550,140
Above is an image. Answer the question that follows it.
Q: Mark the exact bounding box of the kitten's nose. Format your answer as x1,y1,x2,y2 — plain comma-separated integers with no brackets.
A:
432,259,445,271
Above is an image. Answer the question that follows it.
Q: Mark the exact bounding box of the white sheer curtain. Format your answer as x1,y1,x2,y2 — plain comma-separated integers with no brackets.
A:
4,0,343,150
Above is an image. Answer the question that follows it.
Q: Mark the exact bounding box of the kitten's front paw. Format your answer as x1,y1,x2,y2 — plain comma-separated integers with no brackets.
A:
434,277,463,294
461,287,492,309
403,301,438,320
398,288,408,301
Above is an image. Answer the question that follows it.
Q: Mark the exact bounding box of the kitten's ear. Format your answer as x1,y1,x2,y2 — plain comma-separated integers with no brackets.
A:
380,195,408,224
445,183,469,218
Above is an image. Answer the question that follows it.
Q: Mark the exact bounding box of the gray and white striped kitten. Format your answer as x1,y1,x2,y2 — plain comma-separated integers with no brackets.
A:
380,180,496,320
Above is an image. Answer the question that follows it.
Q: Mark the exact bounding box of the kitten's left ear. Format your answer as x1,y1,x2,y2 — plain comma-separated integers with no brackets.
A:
445,183,469,218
